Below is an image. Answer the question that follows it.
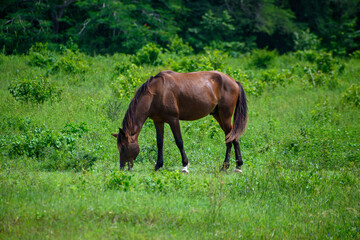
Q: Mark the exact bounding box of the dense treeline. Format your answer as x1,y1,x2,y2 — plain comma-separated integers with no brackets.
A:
1,0,359,55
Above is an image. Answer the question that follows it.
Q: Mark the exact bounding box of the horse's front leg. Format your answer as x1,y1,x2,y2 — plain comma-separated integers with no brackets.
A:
168,118,189,173
154,121,164,171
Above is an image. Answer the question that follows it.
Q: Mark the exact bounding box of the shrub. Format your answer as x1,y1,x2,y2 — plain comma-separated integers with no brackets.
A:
111,64,145,100
166,35,193,56
260,69,292,88
113,61,133,76
250,49,277,68
293,50,318,62
230,69,265,96
315,51,335,73
304,66,337,88
349,50,360,59
3,119,96,171
8,76,62,103
52,48,89,74
293,29,321,51
208,41,249,57
171,56,204,72
28,42,57,68
342,84,360,107
132,43,162,66
171,50,227,72
201,49,227,70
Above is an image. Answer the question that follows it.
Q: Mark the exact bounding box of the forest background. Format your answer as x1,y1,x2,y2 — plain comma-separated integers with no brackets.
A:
1,0,360,55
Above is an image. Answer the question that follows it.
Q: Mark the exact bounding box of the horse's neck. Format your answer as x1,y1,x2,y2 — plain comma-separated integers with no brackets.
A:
124,93,153,140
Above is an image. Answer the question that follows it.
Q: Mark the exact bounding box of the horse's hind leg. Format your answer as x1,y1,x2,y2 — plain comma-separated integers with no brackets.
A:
168,118,189,173
233,140,243,173
212,111,232,172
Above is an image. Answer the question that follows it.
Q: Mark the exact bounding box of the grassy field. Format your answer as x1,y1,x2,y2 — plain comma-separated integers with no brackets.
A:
0,47,359,239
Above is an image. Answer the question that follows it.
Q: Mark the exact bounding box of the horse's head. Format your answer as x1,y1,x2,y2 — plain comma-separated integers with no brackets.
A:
112,128,139,170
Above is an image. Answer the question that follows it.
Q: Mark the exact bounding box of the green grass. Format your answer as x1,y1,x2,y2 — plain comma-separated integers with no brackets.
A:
0,51,359,239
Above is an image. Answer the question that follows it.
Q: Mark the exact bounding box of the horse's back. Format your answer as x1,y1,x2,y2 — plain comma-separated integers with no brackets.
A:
148,71,239,121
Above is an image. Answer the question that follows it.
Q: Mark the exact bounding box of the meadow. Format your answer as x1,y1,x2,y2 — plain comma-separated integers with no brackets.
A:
0,44,359,239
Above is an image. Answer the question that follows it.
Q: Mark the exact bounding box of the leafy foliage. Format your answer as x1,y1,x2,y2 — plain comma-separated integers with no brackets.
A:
171,50,227,72
8,76,62,103
293,29,321,51
28,43,56,68
342,84,360,107
1,0,359,55
111,64,148,100
1,118,96,171
132,43,162,66
249,49,277,68
52,48,89,74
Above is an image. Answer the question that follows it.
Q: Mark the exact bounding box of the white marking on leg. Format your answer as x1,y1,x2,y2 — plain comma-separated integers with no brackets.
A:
234,168,243,173
181,165,189,173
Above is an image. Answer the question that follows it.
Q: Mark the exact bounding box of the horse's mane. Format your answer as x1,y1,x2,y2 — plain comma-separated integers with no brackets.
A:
122,76,153,133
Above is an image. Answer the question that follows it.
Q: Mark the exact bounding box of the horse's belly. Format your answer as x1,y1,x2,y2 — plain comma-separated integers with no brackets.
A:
177,96,217,120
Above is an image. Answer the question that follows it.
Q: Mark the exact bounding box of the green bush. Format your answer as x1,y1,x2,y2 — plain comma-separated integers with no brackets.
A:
171,56,204,72
3,119,96,171
293,50,318,62
111,64,150,100
349,50,360,59
208,41,250,57
171,50,227,72
52,48,89,74
304,66,337,88
260,69,292,88
342,84,360,107
315,52,335,73
201,49,227,70
250,49,277,68
166,35,193,56
113,61,133,76
28,42,56,68
230,69,265,96
8,76,62,104
132,43,162,66
293,29,321,51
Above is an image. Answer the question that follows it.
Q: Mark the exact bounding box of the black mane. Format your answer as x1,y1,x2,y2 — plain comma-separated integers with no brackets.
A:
121,76,153,133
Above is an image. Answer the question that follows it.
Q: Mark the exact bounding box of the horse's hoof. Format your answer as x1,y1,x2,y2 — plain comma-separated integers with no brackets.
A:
234,168,243,173
181,166,189,174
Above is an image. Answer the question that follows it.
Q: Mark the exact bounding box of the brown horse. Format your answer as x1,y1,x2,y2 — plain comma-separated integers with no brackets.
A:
112,70,248,173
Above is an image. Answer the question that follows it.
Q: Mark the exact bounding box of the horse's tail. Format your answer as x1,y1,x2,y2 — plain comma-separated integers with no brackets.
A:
225,81,248,143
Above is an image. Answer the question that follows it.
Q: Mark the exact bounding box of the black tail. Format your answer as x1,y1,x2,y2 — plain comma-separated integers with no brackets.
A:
225,81,248,143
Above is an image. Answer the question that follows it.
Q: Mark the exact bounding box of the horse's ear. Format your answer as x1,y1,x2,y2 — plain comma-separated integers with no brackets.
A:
119,128,127,137
111,133,118,138
118,128,129,142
